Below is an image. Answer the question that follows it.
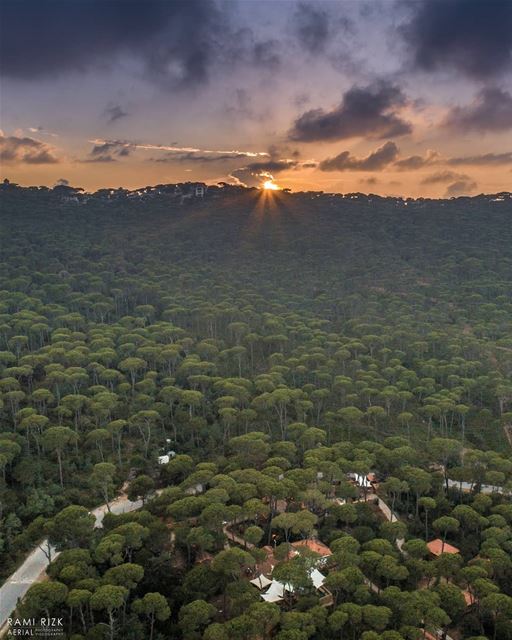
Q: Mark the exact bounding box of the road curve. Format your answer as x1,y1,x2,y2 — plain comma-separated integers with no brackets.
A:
0,494,143,634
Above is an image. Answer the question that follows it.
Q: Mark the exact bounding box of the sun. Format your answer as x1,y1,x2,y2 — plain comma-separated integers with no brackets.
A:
262,179,280,191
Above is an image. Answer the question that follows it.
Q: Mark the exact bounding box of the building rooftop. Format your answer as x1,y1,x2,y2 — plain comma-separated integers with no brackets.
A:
291,539,332,557
426,538,460,556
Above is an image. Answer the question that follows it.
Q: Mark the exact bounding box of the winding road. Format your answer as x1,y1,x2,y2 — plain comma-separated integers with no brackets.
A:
0,493,143,635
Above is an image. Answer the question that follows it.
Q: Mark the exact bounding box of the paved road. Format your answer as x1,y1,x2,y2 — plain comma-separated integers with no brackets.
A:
0,494,143,633
446,478,510,495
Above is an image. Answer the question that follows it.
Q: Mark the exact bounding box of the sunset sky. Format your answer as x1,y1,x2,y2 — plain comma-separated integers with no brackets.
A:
1,0,511,197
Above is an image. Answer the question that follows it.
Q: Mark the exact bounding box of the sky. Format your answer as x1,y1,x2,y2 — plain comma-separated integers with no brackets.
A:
0,0,511,198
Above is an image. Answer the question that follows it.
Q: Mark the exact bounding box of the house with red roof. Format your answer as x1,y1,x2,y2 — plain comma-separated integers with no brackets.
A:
426,538,460,557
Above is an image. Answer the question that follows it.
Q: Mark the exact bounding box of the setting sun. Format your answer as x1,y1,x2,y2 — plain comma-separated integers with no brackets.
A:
262,180,280,191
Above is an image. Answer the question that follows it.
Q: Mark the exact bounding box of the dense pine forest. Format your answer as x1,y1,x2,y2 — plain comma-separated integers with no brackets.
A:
1,183,512,640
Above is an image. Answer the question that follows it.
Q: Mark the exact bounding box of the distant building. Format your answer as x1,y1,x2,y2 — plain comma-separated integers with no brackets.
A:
184,483,204,495
157,450,176,465
426,538,460,556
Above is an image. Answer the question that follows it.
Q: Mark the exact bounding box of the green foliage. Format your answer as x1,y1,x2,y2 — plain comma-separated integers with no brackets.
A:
2,186,512,639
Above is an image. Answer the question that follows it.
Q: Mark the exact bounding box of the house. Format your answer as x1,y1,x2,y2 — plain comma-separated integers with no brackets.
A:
426,539,460,557
291,539,332,564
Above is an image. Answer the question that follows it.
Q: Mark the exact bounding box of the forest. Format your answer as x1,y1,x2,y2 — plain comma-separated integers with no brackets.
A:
0,182,512,640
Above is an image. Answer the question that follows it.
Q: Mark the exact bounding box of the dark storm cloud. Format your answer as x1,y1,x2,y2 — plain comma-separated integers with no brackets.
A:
289,82,412,142
0,133,59,164
445,178,478,197
421,170,471,185
318,141,399,171
447,151,512,166
401,0,512,79
104,105,129,124
0,0,228,88
444,88,512,133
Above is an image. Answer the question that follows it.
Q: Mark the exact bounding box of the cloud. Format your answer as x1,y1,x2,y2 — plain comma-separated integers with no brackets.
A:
0,0,231,88
89,138,269,158
292,2,332,55
80,140,132,162
447,151,512,166
394,149,439,170
445,178,478,197
444,88,512,133
401,0,512,79
55,178,69,186
318,141,399,172
152,152,252,164
288,82,412,142
82,155,117,163
225,88,269,123
421,170,471,185
82,137,271,166
91,141,131,156
104,104,129,124
28,126,59,138
393,148,511,170
229,167,271,188
229,156,300,188
252,40,281,70
0,132,59,164
244,159,298,173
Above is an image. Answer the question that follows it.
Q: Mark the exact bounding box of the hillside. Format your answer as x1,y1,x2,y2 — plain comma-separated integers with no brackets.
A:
0,184,512,640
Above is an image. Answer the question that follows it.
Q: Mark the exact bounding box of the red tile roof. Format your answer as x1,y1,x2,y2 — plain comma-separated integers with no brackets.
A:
426,539,460,556
291,539,332,557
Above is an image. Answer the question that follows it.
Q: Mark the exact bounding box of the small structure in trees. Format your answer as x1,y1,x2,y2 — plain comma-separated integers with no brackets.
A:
426,538,460,556
291,539,332,564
